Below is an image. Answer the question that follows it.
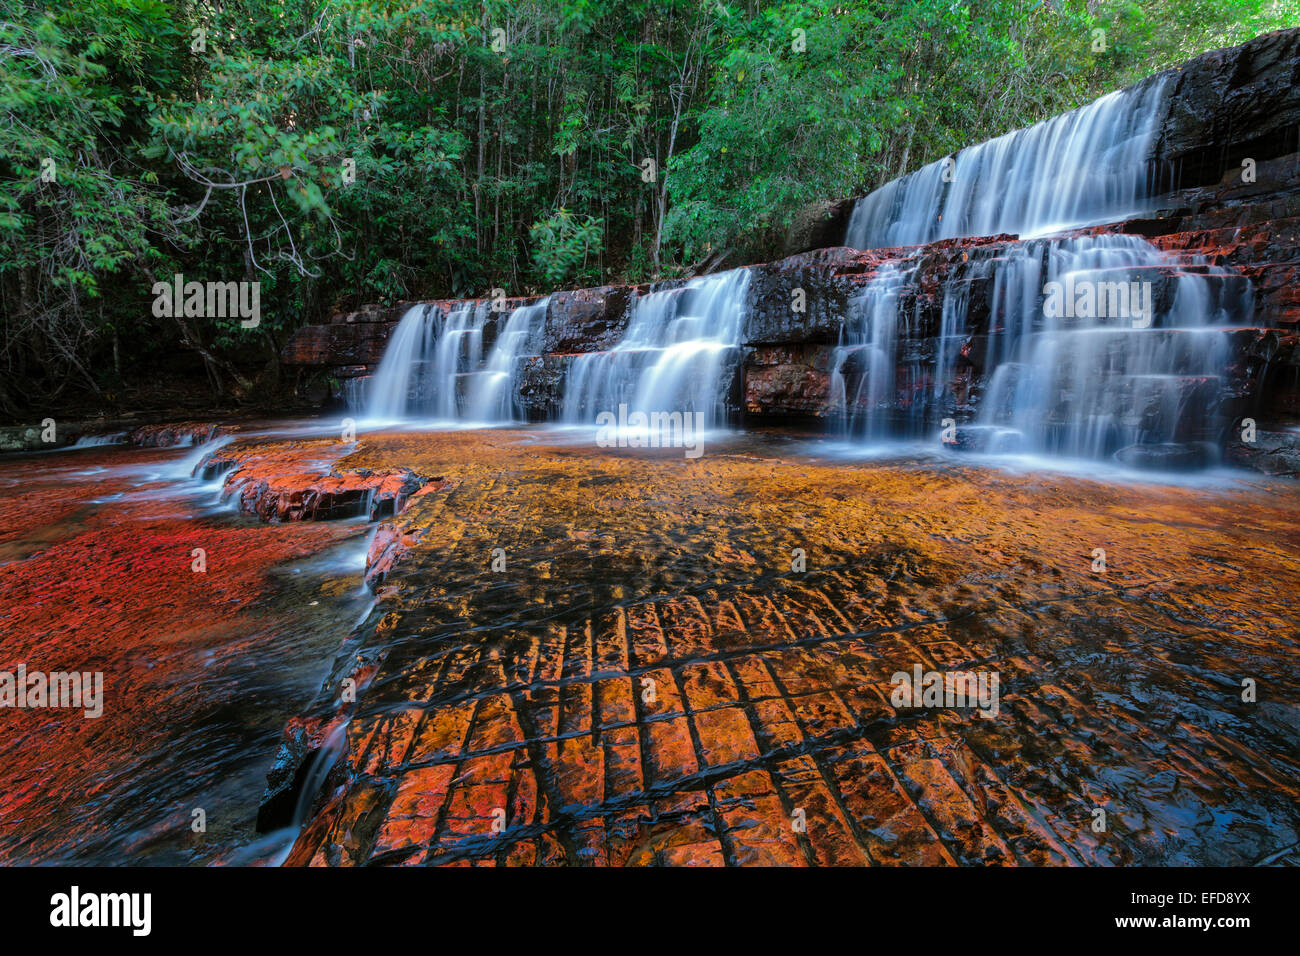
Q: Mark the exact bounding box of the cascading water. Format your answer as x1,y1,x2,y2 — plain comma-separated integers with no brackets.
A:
829,262,915,442
562,269,750,429
361,302,446,420
465,298,549,423
833,68,1259,468
428,302,487,419
831,255,978,442
844,77,1169,249
832,233,1255,463
360,299,545,423
979,235,1251,461
351,64,1243,470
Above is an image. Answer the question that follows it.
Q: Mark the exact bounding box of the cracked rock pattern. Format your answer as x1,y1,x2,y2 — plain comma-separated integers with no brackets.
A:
272,430,1300,866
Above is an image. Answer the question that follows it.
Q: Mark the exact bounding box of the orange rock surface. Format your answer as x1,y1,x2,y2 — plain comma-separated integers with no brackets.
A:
260,428,1300,866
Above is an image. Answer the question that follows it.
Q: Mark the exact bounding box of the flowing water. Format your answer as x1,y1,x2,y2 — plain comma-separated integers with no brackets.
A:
831,234,1254,461
347,75,1249,470
0,440,374,864
977,235,1251,460
844,77,1169,249
351,72,1238,470
362,271,752,435
831,73,1273,466
2,423,1298,866
562,268,750,429
3,48,1293,868
465,298,549,423
358,304,431,419
829,262,916,442
268,426,1300,867
358,299,548,425
361,301,490,421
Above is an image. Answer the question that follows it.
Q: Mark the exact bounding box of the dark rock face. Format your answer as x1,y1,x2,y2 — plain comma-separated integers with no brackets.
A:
744,344,833,418
1153,28,1300,191
1228,427,1300,475
515,354,570,422
744,247,866,345
782,198,855,257
281,317,397,367
543,287,634,354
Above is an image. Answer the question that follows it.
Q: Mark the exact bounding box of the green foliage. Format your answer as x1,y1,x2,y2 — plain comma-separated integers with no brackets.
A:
530,208,603,286
0,0,185,403
665,0,905,261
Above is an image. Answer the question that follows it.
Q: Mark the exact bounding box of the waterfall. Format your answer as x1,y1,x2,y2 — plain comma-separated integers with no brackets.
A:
845,77,1169,250
562,268,750,430
362,299,546,423
361,300,489,421
428,302,487,419
465,298,549,423
832,234,1255,463
362,270,749,432
363,303,441,420
829,262,914,441
834,70,1261,467
978,235,1251,461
